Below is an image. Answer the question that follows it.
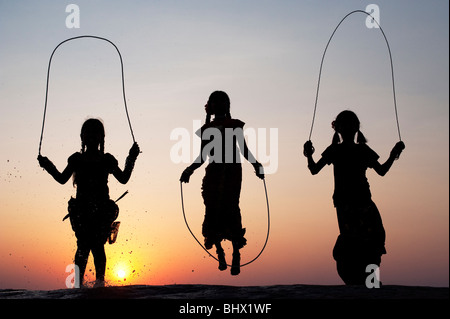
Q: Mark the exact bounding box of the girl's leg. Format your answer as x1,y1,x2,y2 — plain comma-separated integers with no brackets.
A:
231,241,241,276
337,257,371,285
74,241,90,287
91,243,106,286
215,241,227,271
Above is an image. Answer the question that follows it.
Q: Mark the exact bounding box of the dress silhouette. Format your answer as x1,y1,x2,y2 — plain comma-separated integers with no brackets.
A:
180,91,264,275
38,118,140,287
304,110,404,285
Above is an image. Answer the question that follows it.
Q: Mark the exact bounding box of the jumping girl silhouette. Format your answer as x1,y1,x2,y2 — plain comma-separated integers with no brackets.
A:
38,118,140,287
180,91,264,276
303,110,404,285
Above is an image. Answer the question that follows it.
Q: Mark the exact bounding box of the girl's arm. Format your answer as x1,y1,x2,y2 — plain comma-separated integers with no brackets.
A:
180,139,207,183
372,141,405,176
307,155,327,175
112,143,140,184
37,155,73,184
236,129,264,179
304,141,327,175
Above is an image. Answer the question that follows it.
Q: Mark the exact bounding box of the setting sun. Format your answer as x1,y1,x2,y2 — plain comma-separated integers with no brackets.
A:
111,260,131,283
117,269,126,279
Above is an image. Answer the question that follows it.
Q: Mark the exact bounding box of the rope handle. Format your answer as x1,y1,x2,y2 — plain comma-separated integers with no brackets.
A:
38,35,136,156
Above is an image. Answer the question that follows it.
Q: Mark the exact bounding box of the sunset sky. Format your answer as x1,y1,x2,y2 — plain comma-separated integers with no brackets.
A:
0,0,448,290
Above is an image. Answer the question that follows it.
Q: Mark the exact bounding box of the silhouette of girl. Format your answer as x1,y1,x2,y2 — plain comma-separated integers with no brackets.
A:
303,110,404,285
180,91,264,275
38,118,140,287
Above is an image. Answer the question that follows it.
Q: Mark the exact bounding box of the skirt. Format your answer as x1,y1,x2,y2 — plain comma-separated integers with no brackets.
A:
201,163,246,250
332,201,386,284
67,197,119,244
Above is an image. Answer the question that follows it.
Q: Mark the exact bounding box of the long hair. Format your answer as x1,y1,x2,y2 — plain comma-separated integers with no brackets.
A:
206,91,231,124
74,118,105,186
80,118,105,153
332,110,367,144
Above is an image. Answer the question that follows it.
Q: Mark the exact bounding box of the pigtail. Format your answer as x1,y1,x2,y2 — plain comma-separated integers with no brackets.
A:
206,113,211,124
100,138,105,154
332,132,340,144
357,130,367,144
331,120,340,144
75,140,86,186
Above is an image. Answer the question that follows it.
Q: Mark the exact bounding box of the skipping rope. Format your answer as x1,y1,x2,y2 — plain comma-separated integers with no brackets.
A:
38,35,136,156
180,178,270,268
308,10,402,142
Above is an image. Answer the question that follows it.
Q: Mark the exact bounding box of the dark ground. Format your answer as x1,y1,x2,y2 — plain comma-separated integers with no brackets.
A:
0,283,448,299
1,284,447,317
